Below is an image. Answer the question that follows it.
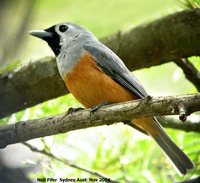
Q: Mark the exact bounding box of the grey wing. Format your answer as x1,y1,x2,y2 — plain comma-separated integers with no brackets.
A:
83,42,148,98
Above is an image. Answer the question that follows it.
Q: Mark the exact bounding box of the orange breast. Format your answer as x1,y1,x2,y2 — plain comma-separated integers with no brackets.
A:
64,52,137,108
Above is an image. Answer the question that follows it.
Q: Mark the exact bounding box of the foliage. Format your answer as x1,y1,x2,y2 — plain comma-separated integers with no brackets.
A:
178,0,200,9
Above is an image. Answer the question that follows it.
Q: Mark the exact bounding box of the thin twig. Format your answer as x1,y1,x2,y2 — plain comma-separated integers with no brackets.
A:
160,117,200,132
178,101,188,122
22,142,119,183
175,58,200,91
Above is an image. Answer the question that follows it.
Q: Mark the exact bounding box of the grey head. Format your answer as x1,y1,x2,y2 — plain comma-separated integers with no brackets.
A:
29,22,97,56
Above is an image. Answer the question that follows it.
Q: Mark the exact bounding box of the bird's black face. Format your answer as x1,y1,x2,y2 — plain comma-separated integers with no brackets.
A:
29,25,62,56
44,26,61,56
29,23,86,56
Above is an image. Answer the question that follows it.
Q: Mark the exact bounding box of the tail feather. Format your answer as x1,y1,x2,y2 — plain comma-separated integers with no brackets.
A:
151,118,194,175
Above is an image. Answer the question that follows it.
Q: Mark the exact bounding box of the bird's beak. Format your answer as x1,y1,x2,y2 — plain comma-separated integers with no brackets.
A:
29,28,60,56
29,30,53,40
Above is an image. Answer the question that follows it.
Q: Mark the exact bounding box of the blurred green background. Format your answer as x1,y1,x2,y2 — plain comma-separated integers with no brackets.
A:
0,0,200,183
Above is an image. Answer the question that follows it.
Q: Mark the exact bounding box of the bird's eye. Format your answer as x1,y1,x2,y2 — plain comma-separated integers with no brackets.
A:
59,25,68,32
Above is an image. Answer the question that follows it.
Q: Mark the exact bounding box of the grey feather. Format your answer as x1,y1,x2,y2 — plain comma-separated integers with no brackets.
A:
83,42,147,98
152,119,194,175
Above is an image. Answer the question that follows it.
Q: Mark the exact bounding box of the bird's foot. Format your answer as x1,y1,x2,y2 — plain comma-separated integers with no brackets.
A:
90,102,111,115
58,107,85,122
67,107,85,115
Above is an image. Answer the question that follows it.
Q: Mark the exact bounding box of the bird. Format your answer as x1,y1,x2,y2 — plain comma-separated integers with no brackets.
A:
29,22,194,175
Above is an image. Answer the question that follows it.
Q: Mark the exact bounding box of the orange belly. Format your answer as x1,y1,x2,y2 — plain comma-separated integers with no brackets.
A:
64,52,138,108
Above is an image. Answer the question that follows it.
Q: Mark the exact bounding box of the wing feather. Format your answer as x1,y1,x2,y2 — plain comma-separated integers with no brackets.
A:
83,42,147,98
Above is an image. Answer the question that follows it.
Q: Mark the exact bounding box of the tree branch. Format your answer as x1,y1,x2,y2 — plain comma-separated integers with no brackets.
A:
0,57,67,118
161,117,200,132
0,93,199,148
1,9,200,119
22,142,119,183
175,58,200,91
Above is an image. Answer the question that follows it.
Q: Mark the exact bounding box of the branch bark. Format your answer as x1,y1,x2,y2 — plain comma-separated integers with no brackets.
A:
1,9,200,119
0,93,199,148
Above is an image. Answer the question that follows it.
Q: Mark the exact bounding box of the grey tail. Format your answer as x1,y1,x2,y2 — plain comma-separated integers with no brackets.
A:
151,118,194,175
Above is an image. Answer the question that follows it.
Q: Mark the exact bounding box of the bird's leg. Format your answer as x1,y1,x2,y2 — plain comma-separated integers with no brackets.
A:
67,107,85,115
90,102,111,114
58,107,85,122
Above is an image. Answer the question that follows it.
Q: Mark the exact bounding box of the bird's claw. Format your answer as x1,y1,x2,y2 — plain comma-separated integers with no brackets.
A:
67,107,85,115
90,102,111,115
